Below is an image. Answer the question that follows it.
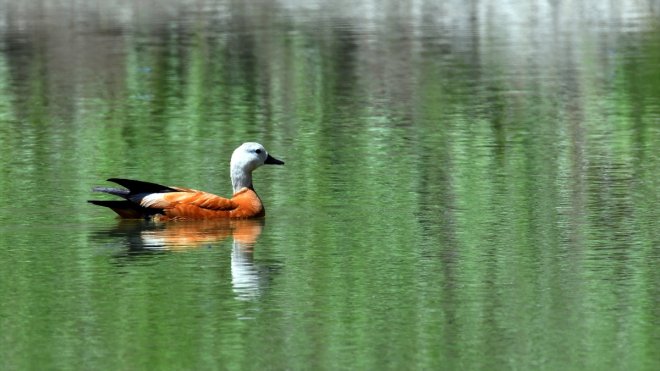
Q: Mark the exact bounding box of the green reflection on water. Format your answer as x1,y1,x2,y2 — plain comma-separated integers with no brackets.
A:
0,2,658,370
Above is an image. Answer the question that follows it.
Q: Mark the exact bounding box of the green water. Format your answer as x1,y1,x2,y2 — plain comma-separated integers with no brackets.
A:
1,1,659,370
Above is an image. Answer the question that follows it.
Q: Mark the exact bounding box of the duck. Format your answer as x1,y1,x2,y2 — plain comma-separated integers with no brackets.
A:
88,142,284,220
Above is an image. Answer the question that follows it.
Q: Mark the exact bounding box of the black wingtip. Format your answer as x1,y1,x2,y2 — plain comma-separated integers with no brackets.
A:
104,178,179,194
92,186,130,197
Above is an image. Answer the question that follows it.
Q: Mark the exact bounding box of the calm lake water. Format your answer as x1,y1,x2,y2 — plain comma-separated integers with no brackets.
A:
1,1,659,370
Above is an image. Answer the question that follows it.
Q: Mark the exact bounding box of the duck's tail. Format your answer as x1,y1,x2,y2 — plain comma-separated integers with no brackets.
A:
87,200,156,219
88,178,176,218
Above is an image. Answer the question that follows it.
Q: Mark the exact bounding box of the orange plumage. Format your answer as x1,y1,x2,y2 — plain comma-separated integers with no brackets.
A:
89,142,284,220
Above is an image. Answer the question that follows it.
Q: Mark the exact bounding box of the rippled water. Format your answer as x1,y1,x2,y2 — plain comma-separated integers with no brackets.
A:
1,1,659,370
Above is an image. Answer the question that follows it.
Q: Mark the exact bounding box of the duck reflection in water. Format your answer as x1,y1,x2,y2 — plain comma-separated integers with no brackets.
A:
94,218,268,300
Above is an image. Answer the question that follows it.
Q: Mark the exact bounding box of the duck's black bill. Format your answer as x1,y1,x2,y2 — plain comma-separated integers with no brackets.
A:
265,154,285,165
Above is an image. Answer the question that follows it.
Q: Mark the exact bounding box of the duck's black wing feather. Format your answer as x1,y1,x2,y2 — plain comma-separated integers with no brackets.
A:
89,178,180,218
106,178,179,195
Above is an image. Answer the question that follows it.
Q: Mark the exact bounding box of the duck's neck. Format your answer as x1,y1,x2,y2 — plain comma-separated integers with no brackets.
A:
231,166,253,194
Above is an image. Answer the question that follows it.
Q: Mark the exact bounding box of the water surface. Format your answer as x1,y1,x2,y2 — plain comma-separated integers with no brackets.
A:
0,1,658,370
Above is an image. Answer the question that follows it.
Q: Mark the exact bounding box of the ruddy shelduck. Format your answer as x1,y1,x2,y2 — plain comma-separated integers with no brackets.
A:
89,142,284,220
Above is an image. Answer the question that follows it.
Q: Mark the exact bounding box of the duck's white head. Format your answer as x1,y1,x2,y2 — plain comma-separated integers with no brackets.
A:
230,142,284,193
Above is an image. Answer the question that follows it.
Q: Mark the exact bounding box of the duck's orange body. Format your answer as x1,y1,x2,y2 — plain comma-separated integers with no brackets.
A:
89,142,284,220
89,179,267,220
143,186,266,220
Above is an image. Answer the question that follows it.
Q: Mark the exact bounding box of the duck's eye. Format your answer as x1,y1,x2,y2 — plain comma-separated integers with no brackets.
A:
255,149,262,154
